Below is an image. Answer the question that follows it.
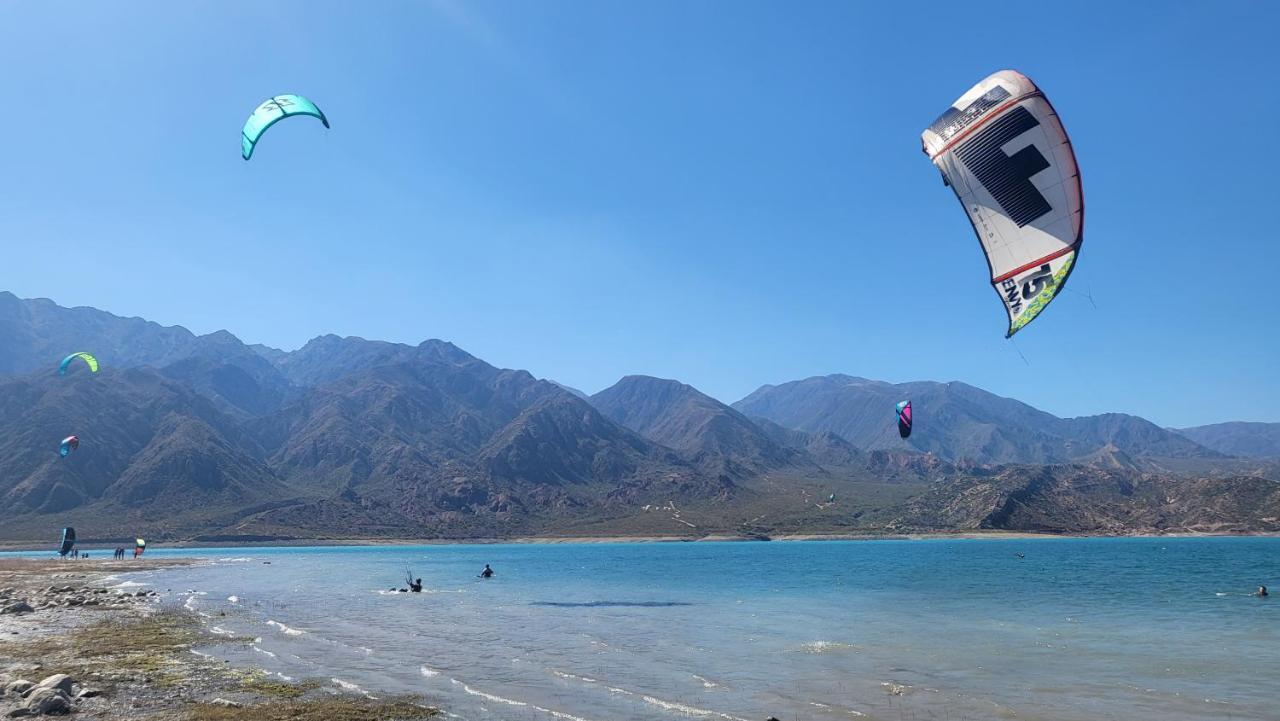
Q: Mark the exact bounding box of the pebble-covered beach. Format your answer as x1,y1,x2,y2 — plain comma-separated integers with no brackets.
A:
0,559,438,720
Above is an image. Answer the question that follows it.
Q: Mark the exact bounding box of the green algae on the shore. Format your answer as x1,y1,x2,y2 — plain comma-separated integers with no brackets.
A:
185,696,437,721
235,672,322,698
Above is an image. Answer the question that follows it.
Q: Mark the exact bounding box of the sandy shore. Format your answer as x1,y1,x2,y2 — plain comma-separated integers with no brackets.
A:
2,529,1274,553
0,558,439,720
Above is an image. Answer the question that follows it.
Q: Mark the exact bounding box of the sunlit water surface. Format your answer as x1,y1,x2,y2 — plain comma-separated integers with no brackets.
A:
45,538,1279,721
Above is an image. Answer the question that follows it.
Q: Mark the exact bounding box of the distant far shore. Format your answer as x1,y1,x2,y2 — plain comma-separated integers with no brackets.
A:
2,529,1276,552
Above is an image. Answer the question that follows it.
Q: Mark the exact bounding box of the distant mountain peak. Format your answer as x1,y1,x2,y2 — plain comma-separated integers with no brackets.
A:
1174,422,1280,458
734,374,1222,467
590,375,794,474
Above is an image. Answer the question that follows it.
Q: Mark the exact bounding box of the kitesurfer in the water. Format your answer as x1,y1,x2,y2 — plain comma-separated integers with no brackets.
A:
480,564,494,578
1257,585,1269,597
410,578,423,593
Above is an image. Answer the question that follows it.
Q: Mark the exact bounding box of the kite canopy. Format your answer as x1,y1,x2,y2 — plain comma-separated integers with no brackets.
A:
58,527,76,557
59,435,79,457
58,352,99,376
921,70,1083,337
135,538,146,557
241,94,330,160
896,401,913,439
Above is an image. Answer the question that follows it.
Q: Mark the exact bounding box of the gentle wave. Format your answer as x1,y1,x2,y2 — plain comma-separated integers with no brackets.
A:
420,666,441,678
569,676,748,721
640,694,752,721
539,707,597,721
266,620,305,636
809,702,866,717
693,674,721,689
453,678,598,721
455,679,527,707
531,600,693,608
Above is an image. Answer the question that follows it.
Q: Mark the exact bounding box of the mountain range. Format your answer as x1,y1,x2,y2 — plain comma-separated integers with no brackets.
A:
0,291,1276,544
1171,422,1280,458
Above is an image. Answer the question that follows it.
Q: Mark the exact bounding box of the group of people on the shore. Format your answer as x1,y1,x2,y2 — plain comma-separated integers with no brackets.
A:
58,547,142,560
397,564,494,593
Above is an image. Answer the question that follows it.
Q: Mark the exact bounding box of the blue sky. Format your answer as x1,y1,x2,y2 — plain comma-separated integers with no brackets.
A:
1,1,1276,427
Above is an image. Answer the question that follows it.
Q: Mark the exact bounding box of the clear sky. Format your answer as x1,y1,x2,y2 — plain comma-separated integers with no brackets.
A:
1,1,1276,427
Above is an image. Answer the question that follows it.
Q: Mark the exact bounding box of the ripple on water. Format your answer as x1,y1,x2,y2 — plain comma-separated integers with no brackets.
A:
265,620,305,636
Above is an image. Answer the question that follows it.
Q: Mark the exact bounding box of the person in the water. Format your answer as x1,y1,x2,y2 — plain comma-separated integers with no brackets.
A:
1256,585,1269,597
409,578,423,593
480,564,494,578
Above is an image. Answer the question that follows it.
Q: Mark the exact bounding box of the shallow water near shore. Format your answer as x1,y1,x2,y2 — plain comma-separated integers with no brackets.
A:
71,537,1280,720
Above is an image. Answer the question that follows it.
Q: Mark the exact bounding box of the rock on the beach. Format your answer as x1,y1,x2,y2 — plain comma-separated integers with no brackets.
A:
2,681,33,699
32,676,76,698
209,698,242,708
1,602,34,616
73,688,99,700
23,687,71,715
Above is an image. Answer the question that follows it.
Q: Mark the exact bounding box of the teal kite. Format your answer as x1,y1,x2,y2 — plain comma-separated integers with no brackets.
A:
59,352,99,375
241,94,330,160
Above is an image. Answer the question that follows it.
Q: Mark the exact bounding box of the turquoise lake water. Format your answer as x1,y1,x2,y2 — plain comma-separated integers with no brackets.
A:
54,537,1280,720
